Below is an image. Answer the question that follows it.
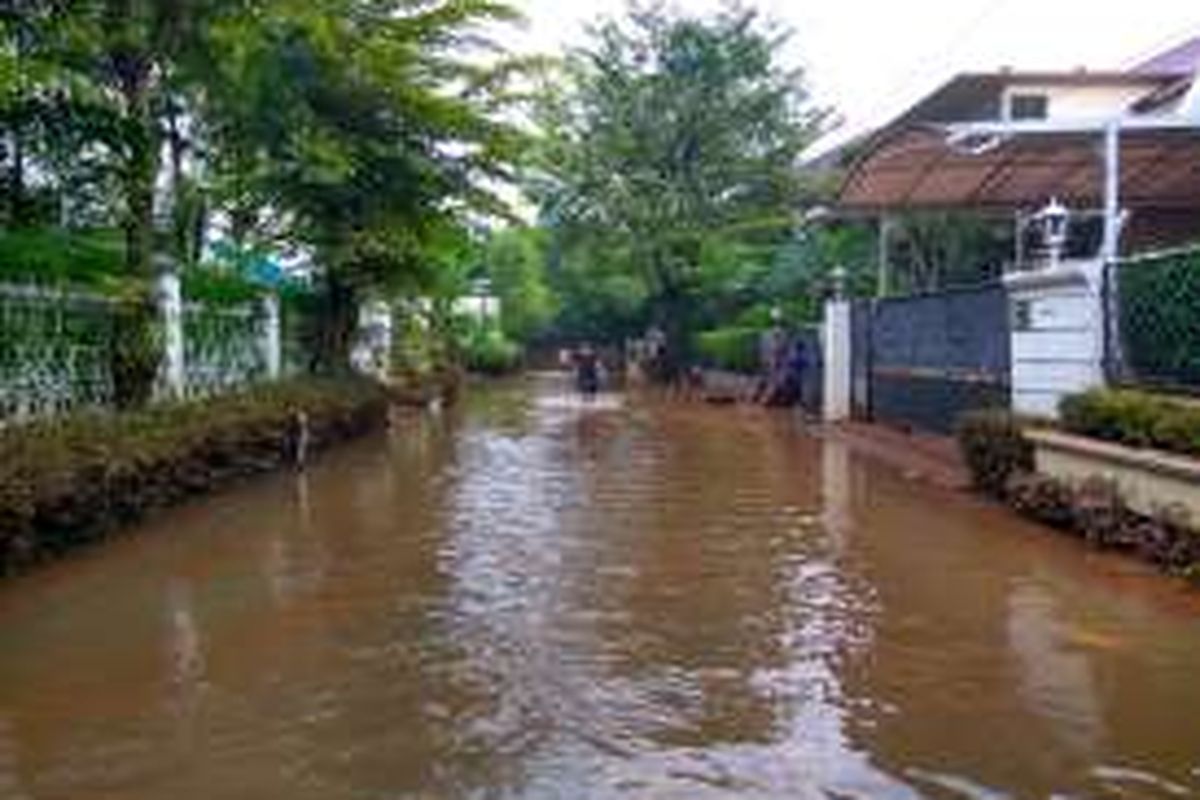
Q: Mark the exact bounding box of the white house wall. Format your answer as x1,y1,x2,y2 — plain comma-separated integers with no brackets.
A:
1002,84,1159,122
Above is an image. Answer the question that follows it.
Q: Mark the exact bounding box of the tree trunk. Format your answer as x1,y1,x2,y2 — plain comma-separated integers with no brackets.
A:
313,273,359,375
165,101,195,268
120,64,159,277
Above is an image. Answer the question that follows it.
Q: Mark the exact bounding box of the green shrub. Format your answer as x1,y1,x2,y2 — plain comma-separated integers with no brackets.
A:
1006,471,1200,576
0,377,389,574
182,264,264,305
0,228,125,288
463,326,521,375
695,326,761,374
954,409,1034,498
1008,472,1076,530
961,396,1200,582
1060,389,1200,458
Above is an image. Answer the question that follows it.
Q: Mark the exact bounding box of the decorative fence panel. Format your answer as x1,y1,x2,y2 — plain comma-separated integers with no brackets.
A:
865,284,1011,433
181,302,270,399
1107,247,1200,395
0,284,116,423
0,281,318,424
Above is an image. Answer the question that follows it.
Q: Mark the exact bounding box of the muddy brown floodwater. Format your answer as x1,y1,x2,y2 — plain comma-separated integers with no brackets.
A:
1,375,1199,799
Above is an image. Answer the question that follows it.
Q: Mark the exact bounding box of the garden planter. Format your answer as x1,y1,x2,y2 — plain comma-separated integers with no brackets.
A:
1028,429,1200,528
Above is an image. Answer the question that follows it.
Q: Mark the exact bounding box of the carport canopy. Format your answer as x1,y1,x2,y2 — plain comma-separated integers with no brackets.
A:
838,120,1200,213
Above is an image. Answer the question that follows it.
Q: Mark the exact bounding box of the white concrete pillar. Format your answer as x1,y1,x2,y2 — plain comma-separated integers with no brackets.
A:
1006,260,1106,418
823,298,852,422
377,302,393,379
156,258,185,398
1101,120,1121,265
351,300,393,380
261,292,282,380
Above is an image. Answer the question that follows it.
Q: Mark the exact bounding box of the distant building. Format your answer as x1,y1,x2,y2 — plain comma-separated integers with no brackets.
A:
454,279,501,323
835,35,1200,260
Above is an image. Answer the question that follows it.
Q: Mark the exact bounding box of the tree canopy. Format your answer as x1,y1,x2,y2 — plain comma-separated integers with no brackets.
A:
528,2,832,364
1,0,529,368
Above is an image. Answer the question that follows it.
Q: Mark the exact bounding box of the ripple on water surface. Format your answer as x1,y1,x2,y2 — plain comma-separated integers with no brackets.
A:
0,375,1198,799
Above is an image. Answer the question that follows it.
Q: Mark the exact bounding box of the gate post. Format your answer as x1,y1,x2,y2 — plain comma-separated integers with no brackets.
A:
1005,260,1106,418
823,267,852,422
155,254,186,399
261,291,282,380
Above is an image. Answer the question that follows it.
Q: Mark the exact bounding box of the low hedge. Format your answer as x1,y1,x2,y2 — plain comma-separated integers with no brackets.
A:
695,326,762,374
955,409,1034,498
1009,474,1200,578
0,377,390,574
462,327,522,375
1059,389,1200,458
955,405,1200,583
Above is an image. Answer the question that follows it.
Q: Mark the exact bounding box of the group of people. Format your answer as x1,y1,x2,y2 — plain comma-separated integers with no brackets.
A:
755,326,810,407
560,324,812,409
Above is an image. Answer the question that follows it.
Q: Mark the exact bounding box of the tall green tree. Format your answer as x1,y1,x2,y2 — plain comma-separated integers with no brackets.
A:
484,227,556,343
531,3,831,368
887,211,1013,293
52,1,222,275
199,0,526,370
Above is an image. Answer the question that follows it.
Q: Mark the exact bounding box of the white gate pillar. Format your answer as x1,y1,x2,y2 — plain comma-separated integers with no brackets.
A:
1006,261,1106,418
261,292,282,380
1008,123,1121,419
155,255,185,398
823,267,852,422
351,300,393,380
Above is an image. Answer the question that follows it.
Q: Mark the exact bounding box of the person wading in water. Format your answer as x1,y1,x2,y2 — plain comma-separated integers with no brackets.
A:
573,344,601,399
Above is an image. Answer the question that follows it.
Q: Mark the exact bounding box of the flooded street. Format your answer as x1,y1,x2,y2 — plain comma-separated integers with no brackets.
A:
1,375,1199,799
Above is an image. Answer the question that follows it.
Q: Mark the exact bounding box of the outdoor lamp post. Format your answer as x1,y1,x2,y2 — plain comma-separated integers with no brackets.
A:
830,265,848,302
1034,197,1070,269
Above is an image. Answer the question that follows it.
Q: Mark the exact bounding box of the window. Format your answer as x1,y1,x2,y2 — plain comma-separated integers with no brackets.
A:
1008,93,1049,121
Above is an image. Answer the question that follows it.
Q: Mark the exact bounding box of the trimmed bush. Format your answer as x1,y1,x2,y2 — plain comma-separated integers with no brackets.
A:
1007,472,1076,530
957,400,1200,584
0,377,389,574
695,326,761,374
463,327,522,375
0,227,125,288
1059,389,1200,458
954,409,1034,498
1006,472,1200,580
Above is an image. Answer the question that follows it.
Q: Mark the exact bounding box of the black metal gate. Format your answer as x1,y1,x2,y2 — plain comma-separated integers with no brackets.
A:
857,285,1011,434
795,327,823,415
850,300,873,419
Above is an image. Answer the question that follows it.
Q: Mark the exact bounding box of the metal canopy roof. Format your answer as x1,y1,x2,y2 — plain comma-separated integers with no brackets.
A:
838,122,1200,212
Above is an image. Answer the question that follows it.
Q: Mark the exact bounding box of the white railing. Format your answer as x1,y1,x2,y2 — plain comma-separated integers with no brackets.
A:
0,281,286,424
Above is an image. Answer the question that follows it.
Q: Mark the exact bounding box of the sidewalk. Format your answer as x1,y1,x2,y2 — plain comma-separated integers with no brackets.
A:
822,421,969,491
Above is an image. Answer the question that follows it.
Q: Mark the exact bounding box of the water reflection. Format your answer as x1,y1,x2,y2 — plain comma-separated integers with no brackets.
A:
0,375,1196,799
1007,580,1103,758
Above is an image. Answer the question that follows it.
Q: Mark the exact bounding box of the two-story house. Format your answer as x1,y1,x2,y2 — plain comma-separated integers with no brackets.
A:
836,36,1200,259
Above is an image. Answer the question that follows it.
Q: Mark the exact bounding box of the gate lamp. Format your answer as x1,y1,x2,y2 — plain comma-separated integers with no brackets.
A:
830,265,848,301
1034,198,1070,268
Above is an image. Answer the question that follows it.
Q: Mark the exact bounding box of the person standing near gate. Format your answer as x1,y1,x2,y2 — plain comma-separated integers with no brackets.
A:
756,308,788,404
573,344,601,399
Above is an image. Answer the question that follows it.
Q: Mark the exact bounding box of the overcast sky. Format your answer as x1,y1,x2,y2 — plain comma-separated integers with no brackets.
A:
507,0,1200,149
